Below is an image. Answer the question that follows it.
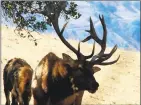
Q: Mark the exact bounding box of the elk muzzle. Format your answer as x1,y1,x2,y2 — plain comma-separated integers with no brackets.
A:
88,80,99,93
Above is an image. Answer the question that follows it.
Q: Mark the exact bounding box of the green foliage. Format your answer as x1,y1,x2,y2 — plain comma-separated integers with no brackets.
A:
1,1,81,31
1,1,81,46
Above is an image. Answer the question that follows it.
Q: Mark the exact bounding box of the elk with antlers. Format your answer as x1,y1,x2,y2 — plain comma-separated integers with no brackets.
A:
31,15,120,105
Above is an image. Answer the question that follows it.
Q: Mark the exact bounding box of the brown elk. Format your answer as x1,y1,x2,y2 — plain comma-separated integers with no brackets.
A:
3,58,33,105
31,15,120,105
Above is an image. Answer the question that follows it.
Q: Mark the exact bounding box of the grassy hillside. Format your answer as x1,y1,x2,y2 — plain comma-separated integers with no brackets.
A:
1,25,140,104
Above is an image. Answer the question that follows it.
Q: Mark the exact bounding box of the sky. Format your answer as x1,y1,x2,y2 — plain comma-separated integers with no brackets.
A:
44,1,140,51
2,1,140,51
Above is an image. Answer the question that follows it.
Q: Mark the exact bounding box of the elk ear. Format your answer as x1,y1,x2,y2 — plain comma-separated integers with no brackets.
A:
62,53,74,65
92,66,101,74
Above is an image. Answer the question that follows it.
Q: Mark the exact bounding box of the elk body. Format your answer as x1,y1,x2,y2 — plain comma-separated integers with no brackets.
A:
32,52,100,105
3,58,33,105
32,15,120,105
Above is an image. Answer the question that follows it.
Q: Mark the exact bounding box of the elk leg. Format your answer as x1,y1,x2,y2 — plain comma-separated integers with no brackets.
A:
18,96,24,105
33,98,48,105
17,91,24,105
75,91,84,105
23,94,29,105
32,88,48,105
22,90,31,105
11,95,18,105
33,98,37,105
4,88,10,105
33,98,47,105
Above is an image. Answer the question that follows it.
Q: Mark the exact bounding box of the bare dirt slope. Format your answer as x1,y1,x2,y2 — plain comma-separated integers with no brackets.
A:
1,26,140,104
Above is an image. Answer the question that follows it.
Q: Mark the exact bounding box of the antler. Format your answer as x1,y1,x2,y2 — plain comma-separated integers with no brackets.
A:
82,15,120,65
50,14,95,61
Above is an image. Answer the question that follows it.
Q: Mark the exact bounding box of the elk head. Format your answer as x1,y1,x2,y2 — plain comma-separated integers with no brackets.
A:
49,14,120,93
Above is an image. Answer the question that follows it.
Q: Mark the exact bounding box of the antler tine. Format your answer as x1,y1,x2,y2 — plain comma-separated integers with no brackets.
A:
77,42,81,59
91,45,117,63
102,45,117,58
60,22,69,35
95,55,120,65
90,15,120,65
82,16,107,55
82,17,102,43
81,15,119,65
98,14,107,55
84,41,95,59
51,17,84,59
77,41,95,60
51,14,120,65
82,16,107,60
81,35,91,42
